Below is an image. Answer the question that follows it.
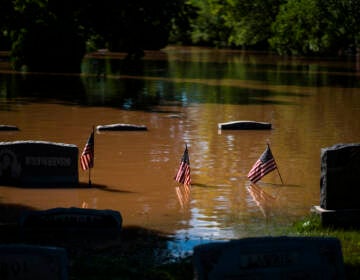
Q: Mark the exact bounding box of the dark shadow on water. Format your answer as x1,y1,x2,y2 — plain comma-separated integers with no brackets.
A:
0,182,135,193
0,202,36,225
86,183,135,193
256,182,303,188
191,182,226,189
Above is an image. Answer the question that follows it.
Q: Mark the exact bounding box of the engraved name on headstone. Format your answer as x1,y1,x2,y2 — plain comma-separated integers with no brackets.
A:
0,244,67,280
193,236,345,280
0,141,78,187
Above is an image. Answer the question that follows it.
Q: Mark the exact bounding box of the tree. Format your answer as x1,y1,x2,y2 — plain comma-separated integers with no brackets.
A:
8,0,184,72
318,0,360,55
83,0,184,55
184,0,284,49
269,0,360,55
10,0,86,72
224,0,284,49
186,0,231,47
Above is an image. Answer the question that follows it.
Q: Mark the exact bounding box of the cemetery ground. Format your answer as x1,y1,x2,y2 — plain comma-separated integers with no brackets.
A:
0,203,360,279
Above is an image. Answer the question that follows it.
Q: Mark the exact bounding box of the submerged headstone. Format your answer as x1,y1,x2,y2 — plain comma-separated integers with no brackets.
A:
0,141,78,187
0,244,67,280
20,207,122,240
96,123,147,131
313,143,360,227
193,237,344,280
0,125,19,131
218,120,271,130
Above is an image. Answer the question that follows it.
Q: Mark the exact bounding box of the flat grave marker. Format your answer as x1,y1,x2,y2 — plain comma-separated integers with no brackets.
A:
218,120,271,130
96,123,147,131
0,125,19,131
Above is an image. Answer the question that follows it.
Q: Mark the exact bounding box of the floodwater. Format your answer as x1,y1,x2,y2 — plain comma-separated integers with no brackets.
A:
0,47,360,251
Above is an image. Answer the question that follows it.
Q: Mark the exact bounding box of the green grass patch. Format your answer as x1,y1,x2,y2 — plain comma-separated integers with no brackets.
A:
287,214,360,279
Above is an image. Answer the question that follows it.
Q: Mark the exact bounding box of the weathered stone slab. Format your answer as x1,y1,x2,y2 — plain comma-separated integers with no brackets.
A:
218,120,271,130
0,141,78,187
320,143,360,210
96,123,147,131
193,236,344,280
20,207,122,240
0,244,67,280
0,125,19,131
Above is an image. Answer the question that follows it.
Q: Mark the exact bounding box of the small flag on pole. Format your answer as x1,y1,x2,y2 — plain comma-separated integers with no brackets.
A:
247,144,277,184
174,145,191,186
80,131,94,171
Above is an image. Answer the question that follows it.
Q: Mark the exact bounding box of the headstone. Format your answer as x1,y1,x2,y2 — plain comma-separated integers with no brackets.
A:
0,125,19,131
0,141,78,187
96,123,147,131
312,143,360,227
20,207,122,240
193,237,345,280
218,120,271,130
0,244,67,280
320,143,360,209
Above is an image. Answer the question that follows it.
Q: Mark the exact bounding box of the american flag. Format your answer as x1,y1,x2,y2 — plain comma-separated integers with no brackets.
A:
247,145,277,183
174,145,191,186
80,131,94,171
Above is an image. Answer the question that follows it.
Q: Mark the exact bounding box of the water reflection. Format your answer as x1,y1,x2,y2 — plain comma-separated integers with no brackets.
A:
0,47,359,252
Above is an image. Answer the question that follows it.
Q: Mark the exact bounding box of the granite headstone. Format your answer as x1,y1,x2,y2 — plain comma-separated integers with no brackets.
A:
96,123,147,131
0,141,78,187
218,121,271,130
320,143,360,210
20,207,122,240
193,236,344,280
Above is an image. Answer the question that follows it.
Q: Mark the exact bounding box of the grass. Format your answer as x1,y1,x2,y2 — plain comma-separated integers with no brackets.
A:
67,226,194,280
286,214,360,279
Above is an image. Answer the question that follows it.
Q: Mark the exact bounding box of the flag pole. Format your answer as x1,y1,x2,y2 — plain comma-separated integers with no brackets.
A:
88,125,95,187
267,143,284,185
88,167,91,187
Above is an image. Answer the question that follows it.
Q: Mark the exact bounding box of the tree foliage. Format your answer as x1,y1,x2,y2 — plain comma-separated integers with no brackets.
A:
2,0,184,72
182,0,360,55
269,0,326,55
10,0,86,72
269,0,360,55
185,0,285,49
224,0,284,49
